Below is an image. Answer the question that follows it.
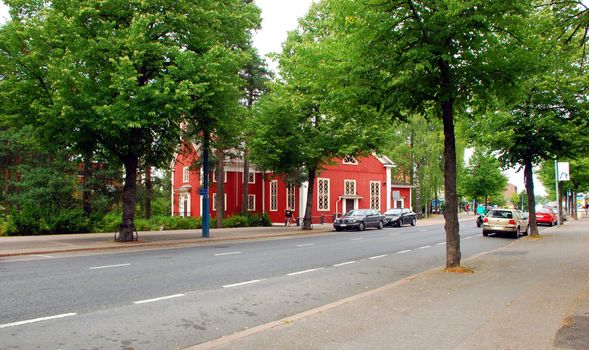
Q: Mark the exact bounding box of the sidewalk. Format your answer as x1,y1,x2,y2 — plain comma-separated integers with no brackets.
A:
189,217,589,350
0,212,464,258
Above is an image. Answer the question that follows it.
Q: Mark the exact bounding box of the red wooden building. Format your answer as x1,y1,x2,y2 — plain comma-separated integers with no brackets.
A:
171,143,413,224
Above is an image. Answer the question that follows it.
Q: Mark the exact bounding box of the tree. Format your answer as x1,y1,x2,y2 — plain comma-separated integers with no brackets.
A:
0,1,260,241
250,2,388,230
460,149,508,210
345,0,533,268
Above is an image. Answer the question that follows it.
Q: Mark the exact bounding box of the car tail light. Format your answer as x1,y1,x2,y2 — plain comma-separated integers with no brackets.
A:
483,217,488,223
508,219,516,225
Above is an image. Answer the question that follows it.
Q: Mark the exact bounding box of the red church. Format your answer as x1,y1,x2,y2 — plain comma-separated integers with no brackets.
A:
171,142,413,224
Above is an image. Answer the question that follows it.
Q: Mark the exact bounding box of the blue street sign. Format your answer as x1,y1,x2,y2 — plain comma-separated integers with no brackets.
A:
199,188,208,196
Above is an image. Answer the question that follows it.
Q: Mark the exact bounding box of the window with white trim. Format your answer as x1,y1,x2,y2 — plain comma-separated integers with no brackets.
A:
248,172,255,184
212,193,226,211
344,180,356,195
212,170,227,183
317,178,330,211
286,184,296,211
370,181,381,211
270,180,278,211
248,195,256,211
182,166,190,183
343,155,358,165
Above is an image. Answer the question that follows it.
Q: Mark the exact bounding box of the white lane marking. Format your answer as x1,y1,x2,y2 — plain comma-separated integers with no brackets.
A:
0,313,77,329
389,233,400,236
32,255,54,259
215,252,241,256
89,263,132,270
397,250,412,254
417,246,431,250
437,242,446,246
333,261,356,267
463,236,473,240
223,279,266,288
296,243,314,247
288,268,324,276
133,294,185,304
369,255,388,260
351,238,364,241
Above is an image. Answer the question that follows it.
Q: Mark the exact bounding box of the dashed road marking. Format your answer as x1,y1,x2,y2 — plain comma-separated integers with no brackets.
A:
288,268,324,276
223,279,266,288
32,255,54,259
296,243,314,247
437,242,446,246
133,294,185,304
89,263,131,270
333,261,356,267
417,246,431,249
0,313,77,329
389,233,400,236
369,255,388,260
351,238,364,241
397,250,412,254
215,252,241,256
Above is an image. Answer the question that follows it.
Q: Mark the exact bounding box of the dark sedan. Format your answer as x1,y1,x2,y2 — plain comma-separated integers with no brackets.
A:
384,208,417,227
333,209,385,231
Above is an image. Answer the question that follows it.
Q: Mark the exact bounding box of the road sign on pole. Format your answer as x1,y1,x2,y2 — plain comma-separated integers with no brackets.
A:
558,162,570,181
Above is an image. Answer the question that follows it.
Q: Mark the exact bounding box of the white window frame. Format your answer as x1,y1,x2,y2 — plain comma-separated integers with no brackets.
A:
241,171,256,184
317,178,330,212
344,179,356,195
270,180,278,211
212,193,227,211
370,181,381,211
248,194,256,211
179,193,190,217
286,184,296,211
182,166,190,183
343,155,358,165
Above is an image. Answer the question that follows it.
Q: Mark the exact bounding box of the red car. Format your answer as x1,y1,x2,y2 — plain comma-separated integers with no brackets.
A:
536,208,557,226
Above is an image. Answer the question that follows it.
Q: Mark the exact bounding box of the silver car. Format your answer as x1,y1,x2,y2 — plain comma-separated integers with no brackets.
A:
482,208,529,239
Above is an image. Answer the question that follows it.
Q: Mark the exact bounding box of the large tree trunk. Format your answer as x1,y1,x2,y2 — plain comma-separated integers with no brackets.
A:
414,162,422,219
145,164,152,219
441,98,461,269
241,148,250,215
524,159,539,236
215,148,225,228
118,154,138,242
302,168,316,230
82,155,92,217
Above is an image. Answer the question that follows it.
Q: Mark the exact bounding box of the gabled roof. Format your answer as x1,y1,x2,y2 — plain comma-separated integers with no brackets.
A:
374,154,396,168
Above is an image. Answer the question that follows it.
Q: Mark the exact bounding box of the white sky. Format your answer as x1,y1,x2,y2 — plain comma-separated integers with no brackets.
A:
0,0,548,196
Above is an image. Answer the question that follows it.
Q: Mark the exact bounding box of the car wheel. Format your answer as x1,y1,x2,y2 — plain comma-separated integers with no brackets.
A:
483,230,489,237
411,217,416,226
358,222,365,231
397,220,402,227
523,225,529,236
377,220,384,229
335,227,343,232
548,221,553,227
513,227,520,239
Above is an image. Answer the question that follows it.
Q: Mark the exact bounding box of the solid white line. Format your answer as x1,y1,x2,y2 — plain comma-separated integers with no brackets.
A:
397,250,412,254
417,246,431,249
223,279,265,288
214,252,241,256
288,268,324,276
32,255,54,259
351,238,364,241
0,313,77,329
333,261,356,267
89,263,131,270
369,255,388,260
296,243,314,247
437,242,446,246
133,294,185,304
462,236,473,240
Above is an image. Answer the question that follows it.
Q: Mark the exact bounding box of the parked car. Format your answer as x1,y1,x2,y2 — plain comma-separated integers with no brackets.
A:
384,208,416,227
482,208,529,238
333,209,385,231
536,207,557,226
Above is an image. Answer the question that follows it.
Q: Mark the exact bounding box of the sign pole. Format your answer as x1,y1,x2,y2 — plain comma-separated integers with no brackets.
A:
555,160,560,227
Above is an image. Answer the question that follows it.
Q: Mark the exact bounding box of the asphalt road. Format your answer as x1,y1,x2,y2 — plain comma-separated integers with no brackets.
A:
0,220,545,349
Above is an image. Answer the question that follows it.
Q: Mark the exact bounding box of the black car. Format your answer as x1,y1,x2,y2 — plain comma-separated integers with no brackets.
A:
384,208,416,227
333,209,385,231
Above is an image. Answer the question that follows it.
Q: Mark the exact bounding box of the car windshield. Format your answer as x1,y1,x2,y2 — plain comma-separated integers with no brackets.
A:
385,209,402,215
489,210,513,219
346,209,370,216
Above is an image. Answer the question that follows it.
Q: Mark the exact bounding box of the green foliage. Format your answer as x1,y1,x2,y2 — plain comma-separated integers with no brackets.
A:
459,148,508,204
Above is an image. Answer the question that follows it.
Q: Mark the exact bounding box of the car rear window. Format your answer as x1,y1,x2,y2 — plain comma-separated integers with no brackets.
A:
489,210,513,219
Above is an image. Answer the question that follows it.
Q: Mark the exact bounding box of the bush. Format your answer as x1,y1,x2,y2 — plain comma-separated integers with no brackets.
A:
6,208,90,235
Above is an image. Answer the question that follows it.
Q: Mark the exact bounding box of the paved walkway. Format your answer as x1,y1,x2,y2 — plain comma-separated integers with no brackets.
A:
188,217,589,350
0,213,459,257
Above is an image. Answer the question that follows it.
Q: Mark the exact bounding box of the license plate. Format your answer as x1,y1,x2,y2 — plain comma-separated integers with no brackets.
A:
340,224,347,227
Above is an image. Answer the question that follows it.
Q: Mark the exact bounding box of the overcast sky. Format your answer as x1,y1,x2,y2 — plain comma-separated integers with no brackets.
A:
0,0,547,196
